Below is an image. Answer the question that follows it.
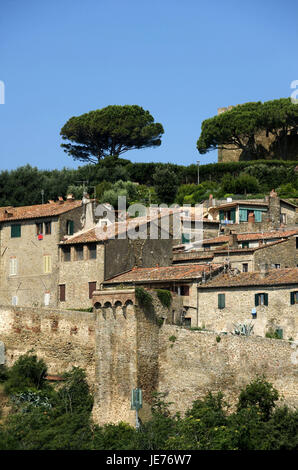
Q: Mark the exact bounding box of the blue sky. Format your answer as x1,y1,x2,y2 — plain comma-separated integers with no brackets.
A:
0,0,297,171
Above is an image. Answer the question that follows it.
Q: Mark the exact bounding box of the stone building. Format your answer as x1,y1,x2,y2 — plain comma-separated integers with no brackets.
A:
58,212,180,309
196,267,298,340
101,263,226,326
173,232,298,273
206,194,297,231
0,196,92,308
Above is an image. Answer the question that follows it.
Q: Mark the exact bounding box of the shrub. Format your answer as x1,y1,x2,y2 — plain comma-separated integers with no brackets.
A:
156,289,172,308
135,287,153,309
4,353,48,395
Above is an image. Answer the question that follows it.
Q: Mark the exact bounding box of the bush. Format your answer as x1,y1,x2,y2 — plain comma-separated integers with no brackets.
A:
156,289,172,308
135,287,153,309
4,353,48,395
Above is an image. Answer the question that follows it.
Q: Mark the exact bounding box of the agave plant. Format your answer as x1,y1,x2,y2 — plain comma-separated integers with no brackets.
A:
233,322,254,336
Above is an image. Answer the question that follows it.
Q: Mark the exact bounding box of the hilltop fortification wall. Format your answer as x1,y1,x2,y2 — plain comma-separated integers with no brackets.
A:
0,300,297,425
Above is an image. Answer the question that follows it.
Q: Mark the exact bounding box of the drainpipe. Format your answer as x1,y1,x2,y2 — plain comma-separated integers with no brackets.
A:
196,281,199,327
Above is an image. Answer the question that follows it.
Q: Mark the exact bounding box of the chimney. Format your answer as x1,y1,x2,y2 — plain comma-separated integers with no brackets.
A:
268,190,280,228
48,200,55,204
248,212,255,228
58,196,64,204
66,194,75,201
270,189,278,198
228,232,238,248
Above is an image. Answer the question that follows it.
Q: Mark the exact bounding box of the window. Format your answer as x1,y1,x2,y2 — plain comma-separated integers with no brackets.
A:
66,220,74,235
44,292,50,306
36,223,43,235
43,255,52,273
62,246,71,262
218,293,225,309
274,264,280,269
88,243,97,259
11,224,21,238
242,242,249,249
12,296,18,306
180,285,190,296
290,291,298,305
255,293,268,306
75,245,84,261
9,257,17,276
280,213,287,224
45,222,51,235
183,318,191,327
89,281,97,299
59,284,66,302
242,263,248,272
296,238,298,249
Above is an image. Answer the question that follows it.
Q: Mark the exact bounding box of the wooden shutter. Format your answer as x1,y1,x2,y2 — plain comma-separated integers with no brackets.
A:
290,292,295,305
11,224,21,238
10,258,17,276
67,220,74,235
59,284,66,302
44,255,51,273
264,293,268,306
255,294,259,307
218,293,225,309
230,208,236,223
89,282,97,299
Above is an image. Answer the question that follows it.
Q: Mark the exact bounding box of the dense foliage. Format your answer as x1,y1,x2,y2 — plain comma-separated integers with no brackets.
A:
197,98,298,161
0,355,297,450
0,159,296,208
156,289,172,308
60,105,164,163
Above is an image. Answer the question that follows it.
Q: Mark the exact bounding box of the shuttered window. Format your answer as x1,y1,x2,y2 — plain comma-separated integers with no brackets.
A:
43,255,52,273
230,208,236,223
88,244,97,259
218,293,225,309
59,284,66,302
89,282,97,299
66,220,74,235
11,224,21,238
75,245,84,260
290,291,298,305
255,293,268,306
9,258,17,276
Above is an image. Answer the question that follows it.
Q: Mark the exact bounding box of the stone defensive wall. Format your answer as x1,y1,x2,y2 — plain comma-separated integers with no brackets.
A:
0,298,297,426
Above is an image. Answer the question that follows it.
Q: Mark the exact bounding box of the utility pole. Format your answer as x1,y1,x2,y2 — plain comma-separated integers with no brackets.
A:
41,189,44,204
197,160,200,185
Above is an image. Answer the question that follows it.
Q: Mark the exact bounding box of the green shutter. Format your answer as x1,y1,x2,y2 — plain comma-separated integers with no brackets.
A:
218,293,225,309
68,220,74,235
254,210,262,223
219,210,224,222
264,293,268,306
230,208,236,223
239,208,247,222
182,233,190,244
255,294,259,307
11,224,21,238
290,292,295,305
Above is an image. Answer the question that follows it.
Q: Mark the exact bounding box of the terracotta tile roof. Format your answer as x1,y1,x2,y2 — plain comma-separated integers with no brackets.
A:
103,263,224,284
199,268,298,288
61,209,180,244
176,238,293,260
202,229,298,245
214,201,269,210
0,200,82,222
